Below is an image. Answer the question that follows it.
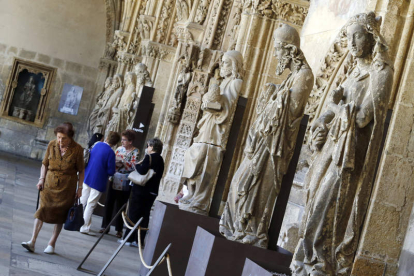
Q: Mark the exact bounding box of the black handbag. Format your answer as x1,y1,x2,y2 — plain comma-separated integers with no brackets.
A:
64,199,84,231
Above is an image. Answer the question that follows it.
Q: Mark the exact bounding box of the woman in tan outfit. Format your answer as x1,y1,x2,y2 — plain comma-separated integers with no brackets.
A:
22,122,84,254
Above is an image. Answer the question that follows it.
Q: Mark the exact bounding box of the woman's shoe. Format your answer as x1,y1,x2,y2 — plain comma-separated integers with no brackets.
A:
44,245,55,254
21,241,35,252
99,228,109,234
115,231,123,238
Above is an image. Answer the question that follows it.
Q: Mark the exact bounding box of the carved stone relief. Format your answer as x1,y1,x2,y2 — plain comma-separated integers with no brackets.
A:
212,0,233,49
194,0,211,24
156,0,175,43
176,0,193,22
241,0,309,26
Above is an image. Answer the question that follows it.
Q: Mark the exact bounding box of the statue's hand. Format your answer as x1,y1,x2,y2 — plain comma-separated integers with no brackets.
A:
310,119,328,151
331,86,344,104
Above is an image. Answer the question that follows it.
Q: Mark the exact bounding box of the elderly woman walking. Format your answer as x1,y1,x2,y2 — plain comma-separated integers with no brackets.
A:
21,122,84,254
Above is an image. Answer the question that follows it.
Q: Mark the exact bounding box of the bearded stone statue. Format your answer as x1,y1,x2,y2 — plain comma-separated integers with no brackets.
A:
95,74,124,136
87,76,113,135
179,50,244,215
219,23,314,248
107,72,137,134
291,12,393,276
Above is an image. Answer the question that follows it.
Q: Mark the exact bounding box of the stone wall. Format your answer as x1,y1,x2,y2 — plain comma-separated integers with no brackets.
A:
0,0,106,159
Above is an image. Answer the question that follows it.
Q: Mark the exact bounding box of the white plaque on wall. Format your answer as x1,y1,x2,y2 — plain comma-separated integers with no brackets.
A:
58,83,83,115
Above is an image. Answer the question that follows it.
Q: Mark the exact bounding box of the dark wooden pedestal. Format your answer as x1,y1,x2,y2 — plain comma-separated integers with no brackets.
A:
185,227,292,276
140,201,220,276
242,258,275,276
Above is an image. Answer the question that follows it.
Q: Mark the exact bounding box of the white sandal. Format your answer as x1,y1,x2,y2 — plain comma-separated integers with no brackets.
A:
21,241,35,252
44,245,55,254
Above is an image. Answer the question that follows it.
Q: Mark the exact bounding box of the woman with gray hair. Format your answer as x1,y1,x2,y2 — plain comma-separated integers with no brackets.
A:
121,138,164,247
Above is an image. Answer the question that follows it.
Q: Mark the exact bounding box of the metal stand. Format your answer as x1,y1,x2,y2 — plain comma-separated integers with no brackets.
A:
146,244,172,276
97,218,143,276
77,203,127,275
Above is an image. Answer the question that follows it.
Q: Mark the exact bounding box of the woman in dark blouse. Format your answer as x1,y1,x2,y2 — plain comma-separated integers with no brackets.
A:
122,138,164,246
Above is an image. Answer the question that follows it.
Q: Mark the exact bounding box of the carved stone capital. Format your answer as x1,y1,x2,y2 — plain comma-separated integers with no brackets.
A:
141,41,176,62
173,22,205,45
241,0,310,26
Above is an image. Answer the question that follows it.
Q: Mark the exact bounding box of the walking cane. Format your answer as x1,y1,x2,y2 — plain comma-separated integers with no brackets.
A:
36,190,40,210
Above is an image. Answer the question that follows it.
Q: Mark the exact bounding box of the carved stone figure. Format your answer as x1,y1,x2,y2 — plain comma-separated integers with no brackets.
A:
219,23,314,248
176,0,192,22
107,72,137,134
87,77,113,135
138,18,152,40
291,13,393,276
167,61,193,124
194,0,210,24
179,50,244,215
95,74,124,136
127,63,153,129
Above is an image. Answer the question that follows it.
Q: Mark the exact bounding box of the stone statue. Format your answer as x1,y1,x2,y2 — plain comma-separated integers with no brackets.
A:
176,0,192,22
167,60,193,124
291,12,393,276
87,76,113,135
95,74,124,136
219,23,314,248
107,72,137,134
19,76,36,109
179,50,244,215
127,63,152,129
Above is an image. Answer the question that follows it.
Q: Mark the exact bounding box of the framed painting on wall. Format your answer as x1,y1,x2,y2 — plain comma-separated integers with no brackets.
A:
0,58,57,127
58,83,83,115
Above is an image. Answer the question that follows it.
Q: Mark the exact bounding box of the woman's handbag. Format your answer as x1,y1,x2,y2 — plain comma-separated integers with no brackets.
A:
112,172,131,191
64,199,84,231
128,154,155,186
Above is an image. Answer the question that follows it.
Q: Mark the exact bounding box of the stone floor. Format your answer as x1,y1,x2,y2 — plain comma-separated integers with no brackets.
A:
0,151,142,276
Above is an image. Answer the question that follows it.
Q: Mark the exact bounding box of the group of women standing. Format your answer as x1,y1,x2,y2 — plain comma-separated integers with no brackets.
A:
21,122,164,254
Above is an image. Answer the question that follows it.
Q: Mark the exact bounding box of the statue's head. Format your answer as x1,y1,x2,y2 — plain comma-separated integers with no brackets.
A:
104,77,113,88
28,76,35,84
273,23,304,75
112,74,123,89
341,12,388,61
220,50,243,79
125,72,136,85
134,63,148,75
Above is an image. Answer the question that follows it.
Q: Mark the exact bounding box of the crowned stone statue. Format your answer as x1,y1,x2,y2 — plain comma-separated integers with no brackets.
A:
291,12,393,276
219,23,314,248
